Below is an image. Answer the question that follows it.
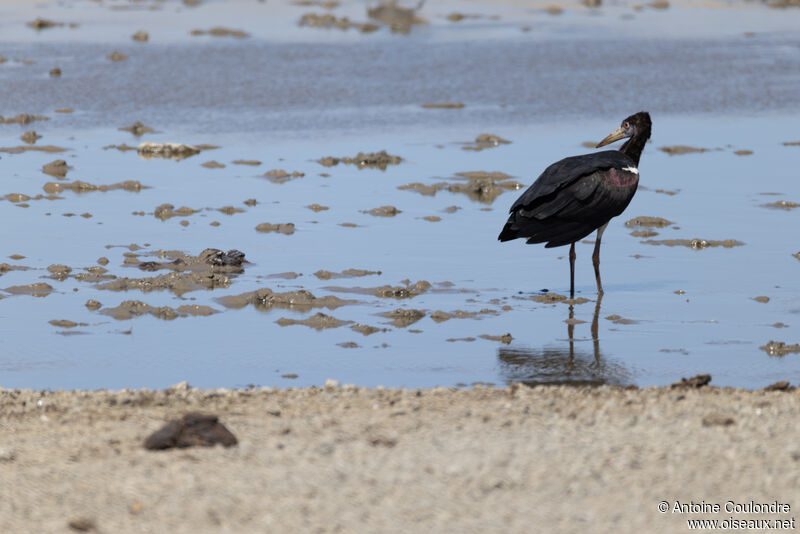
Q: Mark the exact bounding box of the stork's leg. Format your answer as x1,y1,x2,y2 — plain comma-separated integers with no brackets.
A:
569,242,576,299
592,223,609,296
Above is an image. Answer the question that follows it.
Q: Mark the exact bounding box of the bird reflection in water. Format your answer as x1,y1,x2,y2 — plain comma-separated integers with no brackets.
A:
497,295,631,386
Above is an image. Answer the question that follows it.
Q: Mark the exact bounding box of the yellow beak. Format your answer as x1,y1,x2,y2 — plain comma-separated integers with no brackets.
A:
595,126,628,148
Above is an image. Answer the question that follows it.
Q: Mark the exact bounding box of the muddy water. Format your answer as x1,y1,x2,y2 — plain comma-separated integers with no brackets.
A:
1,0,799,389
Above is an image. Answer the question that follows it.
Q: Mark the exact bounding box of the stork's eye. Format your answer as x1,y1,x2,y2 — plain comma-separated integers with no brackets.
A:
623,121,630,129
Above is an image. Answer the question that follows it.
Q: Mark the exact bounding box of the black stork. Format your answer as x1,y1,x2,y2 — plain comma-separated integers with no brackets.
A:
498,111,652,298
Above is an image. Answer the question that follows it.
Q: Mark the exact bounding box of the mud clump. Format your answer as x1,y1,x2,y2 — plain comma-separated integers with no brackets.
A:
202,161,225,169
3,282,53,297
27,18,63,30
217,288,351,312
530,293,567,304
734,149,753,156
306,204,329,212
363,206,401,217
367,0,426,33
671,374,712,388
0,263,30,277
350,323,385,336
479,333,513,344
764,381,793,391
42,159,71,178
314,269,380,280
264,169,304,184
256,223,295,235
325,280,431,299
20,131,41,144
641,238,745,249
462,134,511,152
277,312,352,330
630,229,658,238
119,121,154,136
753,296,770,303
49,319,87,328
43,180,146,194
605,315,637,325
0,145,67,154
430,309,495,322
422,102,464,109
190,27,250,38
217,206,244,215
103,144,137,152
0,113,48,125
762,200,800,210
47,264,72,281
144,413,237,450
132,30,149,42
299,13,379,33
108,51,129,62
760,341,800,357
138,142,200,160
659,145,711,155
85,299,102,311
625,216,673,228
130,248,246,273
98,272,232,297
101,300,218,320
154,204,199,220
381,308,425,327
318,150,401,170
448,172,523,204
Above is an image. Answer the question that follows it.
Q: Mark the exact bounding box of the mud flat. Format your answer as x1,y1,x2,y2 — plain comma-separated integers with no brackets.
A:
1,384,799,533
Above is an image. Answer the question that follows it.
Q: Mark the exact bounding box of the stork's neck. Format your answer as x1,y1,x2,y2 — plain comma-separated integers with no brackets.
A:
619,131,649,166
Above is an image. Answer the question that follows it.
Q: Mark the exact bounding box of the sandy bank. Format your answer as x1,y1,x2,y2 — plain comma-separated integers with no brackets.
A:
1,383,799,533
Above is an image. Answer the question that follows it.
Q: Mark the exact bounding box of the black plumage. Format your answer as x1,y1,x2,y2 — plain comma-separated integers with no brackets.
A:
499,112,652,297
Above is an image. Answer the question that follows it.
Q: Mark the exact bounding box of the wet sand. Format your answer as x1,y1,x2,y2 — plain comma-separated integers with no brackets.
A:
2,383,799,533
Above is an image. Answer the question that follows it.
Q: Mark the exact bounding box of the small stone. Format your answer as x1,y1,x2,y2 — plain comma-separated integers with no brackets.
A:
144,413,237,450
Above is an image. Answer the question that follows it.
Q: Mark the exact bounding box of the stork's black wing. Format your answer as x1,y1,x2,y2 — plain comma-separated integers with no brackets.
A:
498,150,639,248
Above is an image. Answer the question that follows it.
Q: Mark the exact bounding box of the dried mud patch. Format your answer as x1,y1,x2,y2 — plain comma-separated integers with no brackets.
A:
640,238,744,249
100,300,218,320
277,312,352,330
217,288,353,313
318,151,401,170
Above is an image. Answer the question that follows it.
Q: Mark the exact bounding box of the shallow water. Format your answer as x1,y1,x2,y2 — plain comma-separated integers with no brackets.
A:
1,0,799,389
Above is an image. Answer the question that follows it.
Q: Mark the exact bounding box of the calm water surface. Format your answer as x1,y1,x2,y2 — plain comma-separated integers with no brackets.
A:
0,0,798,389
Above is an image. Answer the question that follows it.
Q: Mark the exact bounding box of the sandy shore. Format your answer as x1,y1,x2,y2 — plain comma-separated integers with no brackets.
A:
2,383,799,533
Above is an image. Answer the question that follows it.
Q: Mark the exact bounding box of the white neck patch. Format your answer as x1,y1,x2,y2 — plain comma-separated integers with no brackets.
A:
622,166,639,175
